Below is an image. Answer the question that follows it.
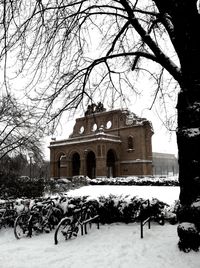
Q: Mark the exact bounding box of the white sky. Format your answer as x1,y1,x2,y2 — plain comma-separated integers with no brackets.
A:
0,6,179,161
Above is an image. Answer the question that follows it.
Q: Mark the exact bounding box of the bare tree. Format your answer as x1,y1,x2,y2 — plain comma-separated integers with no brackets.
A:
0,94,45,160
1,0,200,251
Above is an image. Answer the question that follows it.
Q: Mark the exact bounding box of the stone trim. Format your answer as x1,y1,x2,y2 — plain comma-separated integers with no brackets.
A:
120,160,152,164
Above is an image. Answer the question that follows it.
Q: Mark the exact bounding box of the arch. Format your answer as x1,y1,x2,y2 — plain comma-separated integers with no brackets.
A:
107,149,117,178
56,152,66,178
71,152,80,176
86,151,96,179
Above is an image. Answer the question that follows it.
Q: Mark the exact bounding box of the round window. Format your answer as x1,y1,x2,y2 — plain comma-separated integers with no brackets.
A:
79,126,85,134
91,123,97,132
106,120,112,129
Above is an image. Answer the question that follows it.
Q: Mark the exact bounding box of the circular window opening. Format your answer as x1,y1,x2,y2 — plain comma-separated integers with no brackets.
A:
106,121,112,129
79,126,85,134
91,123,97,132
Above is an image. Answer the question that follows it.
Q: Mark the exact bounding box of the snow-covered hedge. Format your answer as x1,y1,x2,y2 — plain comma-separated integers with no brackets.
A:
45,176,90,195
93,195,178,224
89,176,179,186
1,194,179,228
12,194,178,225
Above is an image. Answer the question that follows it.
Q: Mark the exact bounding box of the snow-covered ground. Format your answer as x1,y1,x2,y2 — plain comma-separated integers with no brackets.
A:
1,223,199,268
1,185,199,268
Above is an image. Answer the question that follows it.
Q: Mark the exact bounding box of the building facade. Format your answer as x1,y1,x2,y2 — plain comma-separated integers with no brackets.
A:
49,105,154,178
152,152,179,176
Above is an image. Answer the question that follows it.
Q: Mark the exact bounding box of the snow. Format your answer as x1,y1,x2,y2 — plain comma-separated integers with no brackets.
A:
178,222,197,232
191,200,200,209
182,128,200,137
1,223,199,268
1,185,200,268
89,175,179,186
67,185,180,205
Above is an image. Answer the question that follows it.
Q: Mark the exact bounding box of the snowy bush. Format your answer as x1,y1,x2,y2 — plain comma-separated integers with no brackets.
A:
90,176,179,186
89,195,171,224
176,198,200,252
163,200,179,225
177,222,200,252
0,194,179,227
45,176,90,195
96,195,142,223
0,175,45,198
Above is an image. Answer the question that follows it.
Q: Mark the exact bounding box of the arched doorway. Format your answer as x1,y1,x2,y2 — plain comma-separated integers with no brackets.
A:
86,151,96,179
72,152,80,176
57,154,66,178
107,149,116,178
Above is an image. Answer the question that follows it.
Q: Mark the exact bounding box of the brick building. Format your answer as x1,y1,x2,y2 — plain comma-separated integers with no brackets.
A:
49,104,154,178
152,152,179,176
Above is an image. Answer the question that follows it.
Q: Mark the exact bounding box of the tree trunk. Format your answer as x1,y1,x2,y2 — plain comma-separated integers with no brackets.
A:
176,84,200,251
177,88,200,204
165,1,200,251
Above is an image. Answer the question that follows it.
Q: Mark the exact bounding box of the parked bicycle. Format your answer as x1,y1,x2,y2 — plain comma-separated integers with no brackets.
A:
54,201,99,245
0,199,18,229
14,198,63,239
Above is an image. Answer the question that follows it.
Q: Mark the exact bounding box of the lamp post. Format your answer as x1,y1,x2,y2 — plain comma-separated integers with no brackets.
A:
28,152,34,179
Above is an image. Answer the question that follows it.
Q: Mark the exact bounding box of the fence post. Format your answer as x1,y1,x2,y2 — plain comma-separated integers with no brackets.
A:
141,221,143,238
140,199,151,239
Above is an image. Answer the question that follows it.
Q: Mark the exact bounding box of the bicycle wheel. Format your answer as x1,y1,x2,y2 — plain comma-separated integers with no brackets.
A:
14,214,30,239
28,213,43,237
49,207,64,230
54,218,73,245
0,211,4,229
7,209,18,227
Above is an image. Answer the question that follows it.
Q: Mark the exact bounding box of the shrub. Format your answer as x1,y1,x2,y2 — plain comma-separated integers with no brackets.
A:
0,175,45,198
89,176,179,186
45,176,90,195
1,193,178,226
178,222,200,252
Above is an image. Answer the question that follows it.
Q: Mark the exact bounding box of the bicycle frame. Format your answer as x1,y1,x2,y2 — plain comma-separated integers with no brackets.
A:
54,202,99,244
69,206,88,235
0,200,17,229
14,198,63,239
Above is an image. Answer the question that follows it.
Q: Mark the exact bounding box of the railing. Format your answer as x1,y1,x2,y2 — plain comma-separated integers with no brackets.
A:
140,199,151,239
81,214,100,235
